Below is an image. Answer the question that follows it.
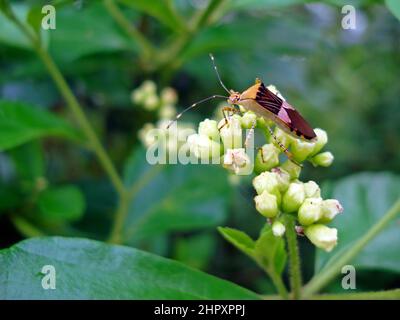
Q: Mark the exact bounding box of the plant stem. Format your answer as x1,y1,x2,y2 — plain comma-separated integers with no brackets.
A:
310,289,400,300
303,197,400,298
9,13,125,197
103,0,154,59
267,269,289,300
285,216,302,299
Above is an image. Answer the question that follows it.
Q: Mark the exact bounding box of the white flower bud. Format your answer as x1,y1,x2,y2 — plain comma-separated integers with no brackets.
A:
282,182,305,213
187,134,221,162
223,148,252,175
241,111,257,129
131,89,145,104
253,171,279,195
304,180,321,198
280,160,301,180
254,191,278,218
219,116,242,149
271,168,290,192
320,199,343,223
159,104,176,120
143,94,160,111
298,197,323,226
270,127,291,150
310,128,328,156
160,87,178,105
138,123,156,147
272,220,286,237
141,80,157,94
311,151,334,167
305,224,338,252
291,138,315,162
255,143,280,172
199,119,220,142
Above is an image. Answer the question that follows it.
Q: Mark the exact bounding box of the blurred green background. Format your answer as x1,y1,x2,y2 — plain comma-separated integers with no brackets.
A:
0,0,399,296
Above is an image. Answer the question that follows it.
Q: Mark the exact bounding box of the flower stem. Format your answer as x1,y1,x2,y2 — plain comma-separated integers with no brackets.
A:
303,197,400,298
285,215,302,299
267,269,289,300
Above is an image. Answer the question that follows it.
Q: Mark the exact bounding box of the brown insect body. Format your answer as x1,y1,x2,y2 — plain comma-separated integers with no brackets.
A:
228,80,316,142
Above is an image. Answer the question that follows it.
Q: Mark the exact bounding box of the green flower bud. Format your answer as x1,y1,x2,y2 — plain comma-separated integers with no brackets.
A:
282,182,305,213
320,199,343,223
304,224,338,252
280,160,301,180
272,220,286,237
270,127,291,150
255,143,280,172
159,104,176,120
187,134,221,162
298,197,323,226
141,80,157,95
291,138,315,162
254,191,278,218
253,171,279,195
223,148,252,175
131,89,145,104
199,119,220,142
304,180,321,198
271,168,290,192
160,87,178,105
311,151,334,167
143,94,160,111
241,111,257,129
310,128,328,156
219,116,242,149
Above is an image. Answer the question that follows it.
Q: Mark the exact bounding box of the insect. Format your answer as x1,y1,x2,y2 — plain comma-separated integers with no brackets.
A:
167,54,317,165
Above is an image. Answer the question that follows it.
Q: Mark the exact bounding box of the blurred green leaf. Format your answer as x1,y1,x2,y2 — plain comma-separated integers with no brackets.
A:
0,100,82,151
0,183,20,212
218,226,256,258
228,0,310,10
119,0,185,32
122,148,231,244
316,172,400,273
254,225,287,275
386,0,400,21
0,237,260,299
0,4,32,49
26,5,42,35
9,141,44,181
37,185,86,222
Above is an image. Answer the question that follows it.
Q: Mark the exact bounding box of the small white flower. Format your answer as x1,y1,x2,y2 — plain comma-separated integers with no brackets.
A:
187,133,221,162
271,167,291,192
219,115,242,150
252,171,279,195
160,87,178,105
138,123,156,147
199,119,220,142
280,159,301,180
159,104,176,120
320,199,343,222
254,191,278,218
272,220,286,237
291,138,315,162
305,224,338,252
282,182,305,213
141,80,157,94
304,180,321,198
223,148,252,175
311,151,334,167
255,143,280,172
298,197,323,226
310,128,328,156
143,94,160,111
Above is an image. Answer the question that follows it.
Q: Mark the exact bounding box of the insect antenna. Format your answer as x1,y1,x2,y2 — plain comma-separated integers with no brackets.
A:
209,53,231,94
166,95,228,129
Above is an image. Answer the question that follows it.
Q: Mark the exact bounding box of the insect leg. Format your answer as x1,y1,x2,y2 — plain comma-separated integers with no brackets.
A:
244,119,257,148
267,126,302,167
218,106,240,131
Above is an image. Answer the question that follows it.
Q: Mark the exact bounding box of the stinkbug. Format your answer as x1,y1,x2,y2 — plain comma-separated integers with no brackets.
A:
167,54,317,165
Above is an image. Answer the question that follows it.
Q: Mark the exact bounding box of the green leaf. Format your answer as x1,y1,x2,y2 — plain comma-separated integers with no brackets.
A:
8,141,44,181
122,148,231,244
119,0,185,32
386,0,400,21
218,226,256,258
26,5,42,34
0,4,32,49
254,225,287,275
37,185,86,222
0,100,82,151
228,0,310,10
316,172,400,273
0,237,260,299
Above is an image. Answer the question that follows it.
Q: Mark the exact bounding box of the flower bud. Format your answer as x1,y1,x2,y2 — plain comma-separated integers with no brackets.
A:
138,123,156,147
291,138,315,162
241,111,257,129
141,80,157,95
160,87,177,105
271,168,290,192
159,104,176,120
253,171,279,195
131,89,145,104
219,116,242,149
143,94,160,111
311,151,334,167
320,199,343,223
282,182,305,213
298,197,323,226
254,191,278,218
199,119,220,142
304,224,338,252
223,148,252,175
272,220,286,237
303,180,321,198
254,143,280,172
270,127,291,150
187,134,221,162
280,160,301,180
310,128,328,156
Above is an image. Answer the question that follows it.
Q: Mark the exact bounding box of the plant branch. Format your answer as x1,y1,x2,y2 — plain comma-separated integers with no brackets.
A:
103,0,154,59
266,269,289,300
303,197,400,298
285,215,302,299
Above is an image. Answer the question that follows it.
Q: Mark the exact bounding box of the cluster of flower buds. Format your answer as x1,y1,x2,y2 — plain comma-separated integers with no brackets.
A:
185,84,343,252
131,80,178,120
